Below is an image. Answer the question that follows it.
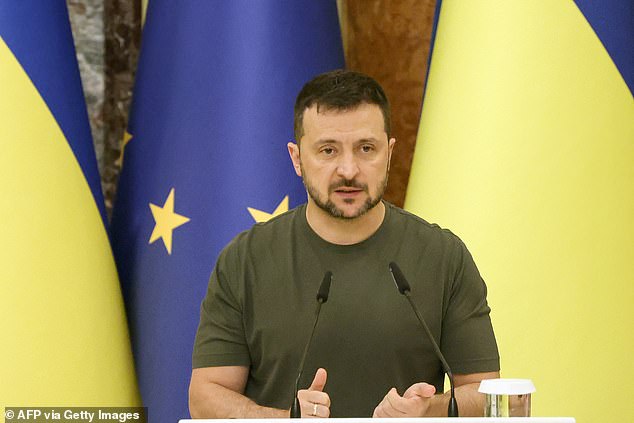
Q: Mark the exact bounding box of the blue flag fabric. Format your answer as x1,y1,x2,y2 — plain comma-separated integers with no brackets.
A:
109,1,344,421
573,0,633,95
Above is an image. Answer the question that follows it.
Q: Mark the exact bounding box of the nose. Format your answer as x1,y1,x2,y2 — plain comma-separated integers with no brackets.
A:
336,151,360,180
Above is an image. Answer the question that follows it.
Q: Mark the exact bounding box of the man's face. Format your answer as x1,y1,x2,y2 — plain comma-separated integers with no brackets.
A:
288,103,395,220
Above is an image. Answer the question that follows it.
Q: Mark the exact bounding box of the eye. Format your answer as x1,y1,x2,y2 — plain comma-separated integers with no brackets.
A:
361,144,375,153
321,146,335,155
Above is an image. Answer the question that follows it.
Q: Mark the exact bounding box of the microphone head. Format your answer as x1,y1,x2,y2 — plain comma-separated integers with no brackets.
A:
389,262,411,295
317,271,333,303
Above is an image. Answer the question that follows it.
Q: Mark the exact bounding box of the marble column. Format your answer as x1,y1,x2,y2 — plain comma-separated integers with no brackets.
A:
67,0,105,189
340,0,437,207
68,0,141,217
103,0,141,215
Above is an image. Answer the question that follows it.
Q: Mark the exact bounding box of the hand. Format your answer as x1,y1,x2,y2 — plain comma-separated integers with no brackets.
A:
297,368,330,418
373,383,436,417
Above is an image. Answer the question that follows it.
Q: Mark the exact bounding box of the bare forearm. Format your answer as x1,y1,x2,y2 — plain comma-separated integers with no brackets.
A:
190,382,289,418
424,383,485,417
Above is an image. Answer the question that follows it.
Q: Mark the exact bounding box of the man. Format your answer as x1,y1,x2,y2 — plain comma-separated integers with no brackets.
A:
189,70,500,418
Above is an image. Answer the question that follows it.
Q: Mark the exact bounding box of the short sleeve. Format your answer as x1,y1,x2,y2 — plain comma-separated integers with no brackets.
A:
441,239,500,374
192,247,251,368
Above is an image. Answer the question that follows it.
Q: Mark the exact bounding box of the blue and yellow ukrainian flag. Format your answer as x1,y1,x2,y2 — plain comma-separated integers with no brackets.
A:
109,1,344,421
0,2,138,406
406,1,633,422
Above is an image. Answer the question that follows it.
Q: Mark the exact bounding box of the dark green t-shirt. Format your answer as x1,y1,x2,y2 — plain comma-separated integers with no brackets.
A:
193,202,499,417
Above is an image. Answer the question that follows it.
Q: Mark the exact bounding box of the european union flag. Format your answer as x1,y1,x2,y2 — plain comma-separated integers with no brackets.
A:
110,1,344,421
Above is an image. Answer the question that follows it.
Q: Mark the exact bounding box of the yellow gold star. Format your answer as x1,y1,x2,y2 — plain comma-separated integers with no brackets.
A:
116,130,133,167
247,196,289,223
149,188,190,254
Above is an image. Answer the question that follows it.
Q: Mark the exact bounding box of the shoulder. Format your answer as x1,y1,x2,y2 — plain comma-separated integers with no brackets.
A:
218,204,303,262
385,202,465,249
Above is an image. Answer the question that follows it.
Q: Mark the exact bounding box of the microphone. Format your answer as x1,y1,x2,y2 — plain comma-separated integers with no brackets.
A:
290,271,333,418
388,262,459,418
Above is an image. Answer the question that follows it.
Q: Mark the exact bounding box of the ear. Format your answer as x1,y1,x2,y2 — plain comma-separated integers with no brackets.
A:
387,137,396,171
287,142,302,177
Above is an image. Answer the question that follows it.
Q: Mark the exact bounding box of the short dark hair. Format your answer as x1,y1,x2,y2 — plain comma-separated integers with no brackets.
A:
294,69,391,141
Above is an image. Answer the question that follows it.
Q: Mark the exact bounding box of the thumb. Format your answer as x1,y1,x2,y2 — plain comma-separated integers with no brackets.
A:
404,382,436,399
308,368,327,392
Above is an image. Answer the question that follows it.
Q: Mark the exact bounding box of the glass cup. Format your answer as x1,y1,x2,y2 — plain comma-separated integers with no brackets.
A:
478,378,536,417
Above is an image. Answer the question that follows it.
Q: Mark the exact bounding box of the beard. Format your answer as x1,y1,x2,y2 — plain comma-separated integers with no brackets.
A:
301,165,389,220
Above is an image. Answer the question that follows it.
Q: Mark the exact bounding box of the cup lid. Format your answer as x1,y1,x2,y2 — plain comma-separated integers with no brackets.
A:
478,378,536,395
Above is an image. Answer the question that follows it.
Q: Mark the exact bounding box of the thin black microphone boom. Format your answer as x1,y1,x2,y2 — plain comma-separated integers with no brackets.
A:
290,271,333,418
388,262,459,418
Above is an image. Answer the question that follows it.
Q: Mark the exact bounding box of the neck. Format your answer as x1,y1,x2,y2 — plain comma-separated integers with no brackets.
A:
305,200,386,245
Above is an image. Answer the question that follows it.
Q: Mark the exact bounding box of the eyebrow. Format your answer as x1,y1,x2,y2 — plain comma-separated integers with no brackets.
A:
314,137,382,145
351,138,383,147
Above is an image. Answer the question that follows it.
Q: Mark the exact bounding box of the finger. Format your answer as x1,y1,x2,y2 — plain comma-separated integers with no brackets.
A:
384,388,409,415
373,403,385,418
373,388,407,417
312,403,330,418
373,402,393,418
404,382,436,399
373,400,405,418
299,397,331,418
308,368,327,392
297,389,331,408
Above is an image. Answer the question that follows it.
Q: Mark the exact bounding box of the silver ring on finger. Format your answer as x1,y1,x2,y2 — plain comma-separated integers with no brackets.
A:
313,403,318,416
